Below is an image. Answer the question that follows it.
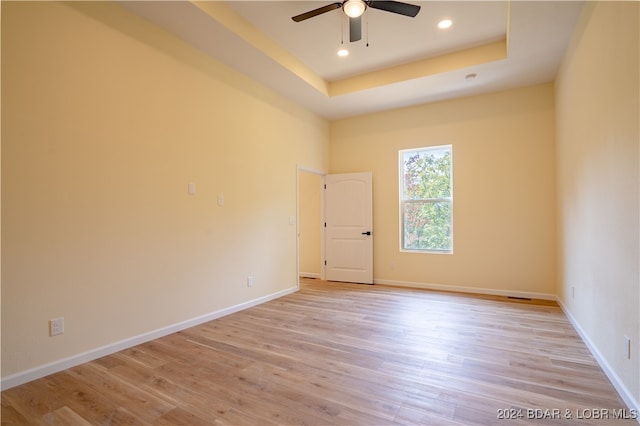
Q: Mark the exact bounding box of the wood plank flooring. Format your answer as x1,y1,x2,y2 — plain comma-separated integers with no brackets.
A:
2,279,635,425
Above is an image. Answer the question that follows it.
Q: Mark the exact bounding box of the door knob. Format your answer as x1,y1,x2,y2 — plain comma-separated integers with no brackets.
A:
361,231,371,235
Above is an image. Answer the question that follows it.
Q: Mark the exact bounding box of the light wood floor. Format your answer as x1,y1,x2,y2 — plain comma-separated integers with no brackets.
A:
2,279,634,425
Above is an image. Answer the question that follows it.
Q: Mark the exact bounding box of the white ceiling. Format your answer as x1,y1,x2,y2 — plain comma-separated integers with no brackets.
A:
120,1,584,120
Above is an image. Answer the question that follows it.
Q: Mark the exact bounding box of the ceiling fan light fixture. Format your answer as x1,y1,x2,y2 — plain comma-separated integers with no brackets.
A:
343,0,366,18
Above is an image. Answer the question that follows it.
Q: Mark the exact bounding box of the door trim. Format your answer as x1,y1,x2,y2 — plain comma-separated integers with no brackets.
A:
296,166,326,285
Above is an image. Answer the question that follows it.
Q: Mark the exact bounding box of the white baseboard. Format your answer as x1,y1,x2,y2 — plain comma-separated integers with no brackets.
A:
374,278,557,300
556,298,640,419
1,286,298,391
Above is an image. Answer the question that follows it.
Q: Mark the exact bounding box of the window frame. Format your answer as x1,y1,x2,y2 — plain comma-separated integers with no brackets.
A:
399,145,454,254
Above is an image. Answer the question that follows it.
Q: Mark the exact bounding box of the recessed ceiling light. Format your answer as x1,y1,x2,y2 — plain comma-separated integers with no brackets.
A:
438,19,453,29
337,49,349,57
465,73,477,81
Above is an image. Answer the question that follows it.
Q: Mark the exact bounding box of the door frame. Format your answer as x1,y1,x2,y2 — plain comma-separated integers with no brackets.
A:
296,166,326,284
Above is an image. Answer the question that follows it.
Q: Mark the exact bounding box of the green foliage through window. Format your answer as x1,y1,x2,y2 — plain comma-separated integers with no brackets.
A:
400,146,452,252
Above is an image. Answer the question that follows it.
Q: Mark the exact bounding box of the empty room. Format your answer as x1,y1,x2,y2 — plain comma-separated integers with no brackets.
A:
1,1,638,424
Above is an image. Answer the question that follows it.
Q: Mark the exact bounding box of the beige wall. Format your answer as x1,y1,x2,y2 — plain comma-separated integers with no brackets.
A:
298,171,322,277
1,2,329,379
330,84,557,297
555,1,639,407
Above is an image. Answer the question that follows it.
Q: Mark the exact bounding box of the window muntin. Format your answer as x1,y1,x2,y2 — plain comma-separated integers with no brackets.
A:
400,145,453,252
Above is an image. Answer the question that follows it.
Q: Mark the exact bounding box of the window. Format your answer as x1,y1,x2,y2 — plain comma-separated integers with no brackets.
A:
400,145,453,252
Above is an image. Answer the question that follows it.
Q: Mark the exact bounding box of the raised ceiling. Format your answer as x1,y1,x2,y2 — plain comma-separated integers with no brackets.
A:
229,1,509,81
120,1,584,120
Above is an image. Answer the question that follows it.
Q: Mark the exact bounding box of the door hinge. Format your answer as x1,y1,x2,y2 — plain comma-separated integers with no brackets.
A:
324,222,327,227
324,260,327,266
324,184,326,189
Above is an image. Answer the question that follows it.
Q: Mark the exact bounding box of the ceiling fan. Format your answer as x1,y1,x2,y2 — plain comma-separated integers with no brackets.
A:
292,0,421,43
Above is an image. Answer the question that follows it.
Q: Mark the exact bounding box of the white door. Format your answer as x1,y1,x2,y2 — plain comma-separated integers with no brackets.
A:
324,172,373,284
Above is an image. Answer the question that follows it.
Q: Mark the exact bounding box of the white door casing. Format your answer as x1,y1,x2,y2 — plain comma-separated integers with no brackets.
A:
324,172,373,284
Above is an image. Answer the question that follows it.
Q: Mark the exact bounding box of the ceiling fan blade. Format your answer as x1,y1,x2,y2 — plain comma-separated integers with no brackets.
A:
368,1,421,17
349,16,362,42
292,3,342,22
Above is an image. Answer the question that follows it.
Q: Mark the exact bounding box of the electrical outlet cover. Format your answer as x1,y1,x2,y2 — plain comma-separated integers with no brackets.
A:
50,317,64,336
